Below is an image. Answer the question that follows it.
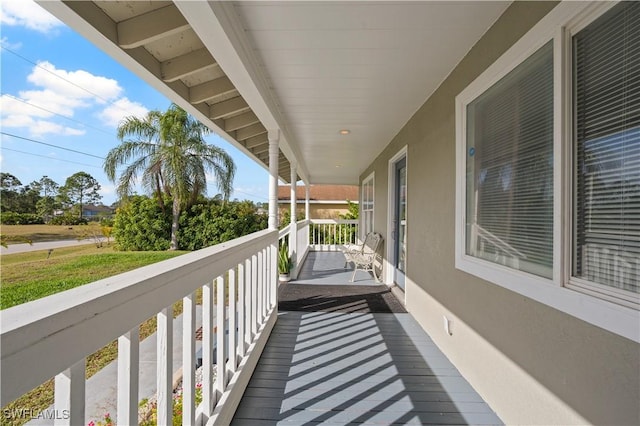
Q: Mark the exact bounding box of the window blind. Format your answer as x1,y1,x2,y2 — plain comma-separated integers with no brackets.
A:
466,42,554,278
574,2,640,294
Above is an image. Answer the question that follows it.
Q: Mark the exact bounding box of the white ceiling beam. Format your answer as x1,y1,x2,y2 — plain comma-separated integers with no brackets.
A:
236,123,267,141
209,97,250,120
250,143,269,155
161,48,217,82
175,1,310,184
37,0,275,180
117,4,189,49
224,111,259,132
243,134,268,149
189,77,236,104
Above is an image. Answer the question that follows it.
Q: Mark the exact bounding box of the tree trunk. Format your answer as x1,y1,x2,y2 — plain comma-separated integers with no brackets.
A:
155,175,165,214
170,197,180,250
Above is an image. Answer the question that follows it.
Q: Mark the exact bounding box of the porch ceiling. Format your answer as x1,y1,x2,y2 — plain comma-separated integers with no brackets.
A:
38,1,510,185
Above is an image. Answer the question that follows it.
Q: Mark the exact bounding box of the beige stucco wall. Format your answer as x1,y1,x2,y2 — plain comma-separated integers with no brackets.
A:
360,2,640,425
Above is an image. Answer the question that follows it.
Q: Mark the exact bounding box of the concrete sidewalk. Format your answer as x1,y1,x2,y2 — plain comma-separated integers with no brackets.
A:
0,239,99,255
27,306,212,425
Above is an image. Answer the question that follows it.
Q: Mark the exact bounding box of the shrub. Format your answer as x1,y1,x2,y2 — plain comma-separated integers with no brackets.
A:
112,197,267,251
0,212,45,225
112,196,171,251
50,213,88,225
178,200,267,251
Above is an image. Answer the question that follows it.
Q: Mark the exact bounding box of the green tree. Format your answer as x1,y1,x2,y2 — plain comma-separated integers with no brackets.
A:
60,172,102,217
339,200,359,220
1,172,22,212
104,103,236,250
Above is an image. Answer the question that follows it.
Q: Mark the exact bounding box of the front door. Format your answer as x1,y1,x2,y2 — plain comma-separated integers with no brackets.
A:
393,157,407,289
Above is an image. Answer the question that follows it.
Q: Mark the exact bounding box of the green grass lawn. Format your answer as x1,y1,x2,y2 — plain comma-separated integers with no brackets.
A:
0,244,188,426
1,244,186,309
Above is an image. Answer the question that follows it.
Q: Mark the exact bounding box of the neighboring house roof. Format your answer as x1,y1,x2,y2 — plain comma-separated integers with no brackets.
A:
277,185,358,203
82,205,114,213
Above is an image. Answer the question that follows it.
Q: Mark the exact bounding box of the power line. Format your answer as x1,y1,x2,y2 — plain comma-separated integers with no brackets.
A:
1,132,106,160
1,147,101,169
1,93,115,136
0,45,142,118
231,188,269,201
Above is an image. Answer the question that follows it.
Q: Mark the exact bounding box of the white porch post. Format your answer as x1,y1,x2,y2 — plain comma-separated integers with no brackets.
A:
305,184,310,220
268,130,279,230
289,162,298,274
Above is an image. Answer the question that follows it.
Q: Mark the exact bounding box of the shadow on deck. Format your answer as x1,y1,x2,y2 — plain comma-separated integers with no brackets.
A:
232,252,503,425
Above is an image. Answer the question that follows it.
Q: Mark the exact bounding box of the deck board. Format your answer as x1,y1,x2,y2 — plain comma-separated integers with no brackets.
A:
232,311,502,425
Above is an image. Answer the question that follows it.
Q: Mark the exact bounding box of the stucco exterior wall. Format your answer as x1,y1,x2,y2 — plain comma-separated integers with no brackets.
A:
360,2,640,425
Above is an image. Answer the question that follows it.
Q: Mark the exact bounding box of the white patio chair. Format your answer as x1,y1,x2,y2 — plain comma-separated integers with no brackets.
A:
346,232,382,282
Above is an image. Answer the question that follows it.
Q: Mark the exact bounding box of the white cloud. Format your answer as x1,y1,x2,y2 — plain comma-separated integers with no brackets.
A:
1,36,22,50
30,120,85,137
1,94,56,119
99,183,116,197
98,97,148,127
28,61,122,103
0,0,63,34
0,62,136,137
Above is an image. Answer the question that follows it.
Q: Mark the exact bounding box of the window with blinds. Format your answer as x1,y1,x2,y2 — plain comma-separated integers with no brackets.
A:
573,2,640,295
465,42,554,278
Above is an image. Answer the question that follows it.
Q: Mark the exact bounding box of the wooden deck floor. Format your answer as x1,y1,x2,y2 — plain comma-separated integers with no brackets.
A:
232,252,502,425
232,311,502,425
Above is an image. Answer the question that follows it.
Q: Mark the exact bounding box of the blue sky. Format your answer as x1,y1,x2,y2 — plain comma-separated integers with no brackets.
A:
0,0,269,206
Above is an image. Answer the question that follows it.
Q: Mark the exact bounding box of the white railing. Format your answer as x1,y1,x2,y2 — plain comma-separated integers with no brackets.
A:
309,219,359,251
296,219,310,275
1,229,279,426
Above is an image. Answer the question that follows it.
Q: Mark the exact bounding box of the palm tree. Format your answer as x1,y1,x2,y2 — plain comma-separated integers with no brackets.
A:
104,103,236,250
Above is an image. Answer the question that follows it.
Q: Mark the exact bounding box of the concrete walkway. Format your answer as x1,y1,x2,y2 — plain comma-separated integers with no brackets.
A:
0,239,99,255
28,306,210,425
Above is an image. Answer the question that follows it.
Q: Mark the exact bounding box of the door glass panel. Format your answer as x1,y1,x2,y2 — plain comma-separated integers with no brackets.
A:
393,157,407,290
397,164,407,273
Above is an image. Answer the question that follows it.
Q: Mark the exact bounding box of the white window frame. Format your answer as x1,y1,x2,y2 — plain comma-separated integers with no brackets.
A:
386,146,408,287
455,1,640,342
361,172,375,240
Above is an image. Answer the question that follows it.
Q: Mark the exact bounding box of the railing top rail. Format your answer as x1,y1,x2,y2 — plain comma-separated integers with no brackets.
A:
279,224,291,239
1,228,277,404
296,219,310,227
310,219,358,224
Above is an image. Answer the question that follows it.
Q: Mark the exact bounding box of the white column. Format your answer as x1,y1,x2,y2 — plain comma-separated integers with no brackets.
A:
290,161,297,225
268,130,279,230
305,184,310,220
289,161,298,266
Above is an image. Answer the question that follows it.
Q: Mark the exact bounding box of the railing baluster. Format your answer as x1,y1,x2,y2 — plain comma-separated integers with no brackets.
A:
216,276,226,395
265,247,271,309
182,292,196,426
157,306,173,426
229,268,237,373
246,258,253,346
251,254,257,337
202,282,215,418
271,242,278,309
263,248,269,316
117,327,139,426
257,250,263,324
54,358,85,426
237,261,245,358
